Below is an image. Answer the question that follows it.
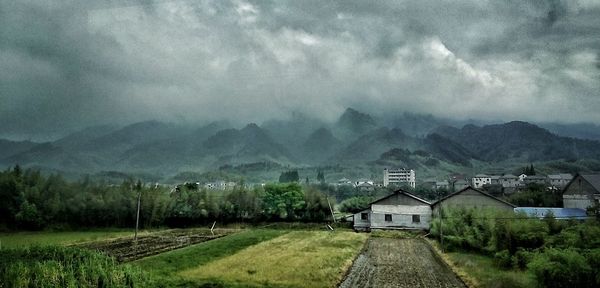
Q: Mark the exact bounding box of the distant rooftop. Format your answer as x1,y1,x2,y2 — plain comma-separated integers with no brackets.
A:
580,174,600,192
548,173,572,180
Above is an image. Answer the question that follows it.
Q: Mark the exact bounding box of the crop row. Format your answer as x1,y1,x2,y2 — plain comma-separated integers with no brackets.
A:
77,228,237,262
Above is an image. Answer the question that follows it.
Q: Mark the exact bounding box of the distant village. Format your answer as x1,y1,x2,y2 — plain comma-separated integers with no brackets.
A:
170,166,596,232
348,168,599,231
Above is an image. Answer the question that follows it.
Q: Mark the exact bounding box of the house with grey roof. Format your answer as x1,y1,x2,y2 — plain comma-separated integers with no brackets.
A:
548,173,572,188
500,174,519,188
523,175,548,185
353,189,432,231
431,186,516,214
563,174,600,210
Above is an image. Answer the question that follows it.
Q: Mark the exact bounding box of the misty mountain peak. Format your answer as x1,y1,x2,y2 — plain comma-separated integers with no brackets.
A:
241,123,268,138
304,127,340,147
337,108,377,134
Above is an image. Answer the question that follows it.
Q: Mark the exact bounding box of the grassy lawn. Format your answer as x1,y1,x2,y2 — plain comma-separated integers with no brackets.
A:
179,230,367,288
134,229,289,286
0,229,142,248
446,251,536,288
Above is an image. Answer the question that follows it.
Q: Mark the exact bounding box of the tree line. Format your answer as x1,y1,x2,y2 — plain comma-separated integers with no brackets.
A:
0,166,333,231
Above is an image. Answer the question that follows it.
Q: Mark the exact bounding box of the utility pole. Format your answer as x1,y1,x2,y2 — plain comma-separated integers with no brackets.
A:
440,205,444,253
134,183,142,242
327,196,336,223
438,190,444,253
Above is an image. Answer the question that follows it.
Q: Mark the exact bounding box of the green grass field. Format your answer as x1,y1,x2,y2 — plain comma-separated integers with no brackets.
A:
2,228,368,287
179,230,367,288
134,229,289,286
447,251,536,288
134,229,367,288
0,229,144,248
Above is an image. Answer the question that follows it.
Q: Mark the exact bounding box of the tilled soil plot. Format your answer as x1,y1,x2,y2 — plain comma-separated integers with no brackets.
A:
76,228,236,262
339,238,466,288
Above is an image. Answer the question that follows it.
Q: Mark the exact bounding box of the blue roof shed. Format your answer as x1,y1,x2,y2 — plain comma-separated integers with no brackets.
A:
514,207,588,220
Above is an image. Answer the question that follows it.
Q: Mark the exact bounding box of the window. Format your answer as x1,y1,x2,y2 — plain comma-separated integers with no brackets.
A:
385,214,392,222
361,213,368,220
412,215,420,223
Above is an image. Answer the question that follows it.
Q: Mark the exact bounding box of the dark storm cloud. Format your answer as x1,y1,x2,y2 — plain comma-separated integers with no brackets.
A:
1,0,599,140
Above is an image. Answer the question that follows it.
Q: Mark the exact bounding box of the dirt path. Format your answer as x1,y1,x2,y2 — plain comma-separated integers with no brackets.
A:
339,238,466,288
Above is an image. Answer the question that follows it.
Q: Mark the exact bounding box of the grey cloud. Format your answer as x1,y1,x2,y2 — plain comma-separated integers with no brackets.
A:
0,0,599,140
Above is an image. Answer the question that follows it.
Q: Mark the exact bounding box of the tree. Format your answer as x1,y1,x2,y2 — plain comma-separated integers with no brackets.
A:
316,170,325,183
523,164,536,176
279,170,299,183
339,196,373,214
303,186,330,221
262,183,305,220
15,199,43,230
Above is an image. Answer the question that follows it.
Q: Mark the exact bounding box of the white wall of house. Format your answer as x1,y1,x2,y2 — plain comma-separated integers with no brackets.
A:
353,205,431,230
563,194,594,210
370,205,431,229
472,176,491,188
353,209,372,230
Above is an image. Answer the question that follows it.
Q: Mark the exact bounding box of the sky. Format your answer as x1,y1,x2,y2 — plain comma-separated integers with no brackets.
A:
1,0,599,140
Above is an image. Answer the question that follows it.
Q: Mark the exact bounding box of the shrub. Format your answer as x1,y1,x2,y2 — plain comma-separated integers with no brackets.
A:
583,249,600,286
547,220,600,249
528,248,593,288
493,215,549,254
494,250,512,269
512,249,534,270
0,246,151,288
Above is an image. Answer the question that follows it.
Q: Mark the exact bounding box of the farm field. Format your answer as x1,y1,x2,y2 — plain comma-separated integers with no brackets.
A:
2,228,472,287
339,237,466,288
78,228,237,262
134,229,367,287
180,230,367,288
0,229,144,248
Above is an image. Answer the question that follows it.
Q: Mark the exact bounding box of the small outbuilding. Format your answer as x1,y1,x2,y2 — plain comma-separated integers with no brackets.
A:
514,207,588,220
353,189,431,231
431,186,516,214
563,174,600,209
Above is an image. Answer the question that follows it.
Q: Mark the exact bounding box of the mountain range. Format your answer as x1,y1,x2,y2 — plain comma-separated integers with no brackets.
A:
2,108,600,182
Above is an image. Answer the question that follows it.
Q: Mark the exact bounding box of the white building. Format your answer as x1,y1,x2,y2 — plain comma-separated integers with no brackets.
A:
383,168,416,188
471,174,491,189
353,190,431,231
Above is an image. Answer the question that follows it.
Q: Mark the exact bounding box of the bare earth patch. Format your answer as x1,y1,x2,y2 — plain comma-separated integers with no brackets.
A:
78,228,237,262
339,238,466,288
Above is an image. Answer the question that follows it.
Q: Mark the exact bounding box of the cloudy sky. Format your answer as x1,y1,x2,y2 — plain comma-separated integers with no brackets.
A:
1,0,599,140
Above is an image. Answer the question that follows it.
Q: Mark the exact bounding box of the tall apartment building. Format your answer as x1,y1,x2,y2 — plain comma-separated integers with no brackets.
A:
383,168,416,188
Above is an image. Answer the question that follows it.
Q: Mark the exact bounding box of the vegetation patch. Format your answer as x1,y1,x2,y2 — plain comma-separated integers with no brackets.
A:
179,230,367,288
0,245,150,288
446,251,536,288
0,230,140,248
134,229,288,285
431,208,600,287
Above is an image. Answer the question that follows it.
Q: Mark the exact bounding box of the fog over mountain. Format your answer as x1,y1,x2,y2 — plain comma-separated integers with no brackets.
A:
2,107,600,183
1,0,600,141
